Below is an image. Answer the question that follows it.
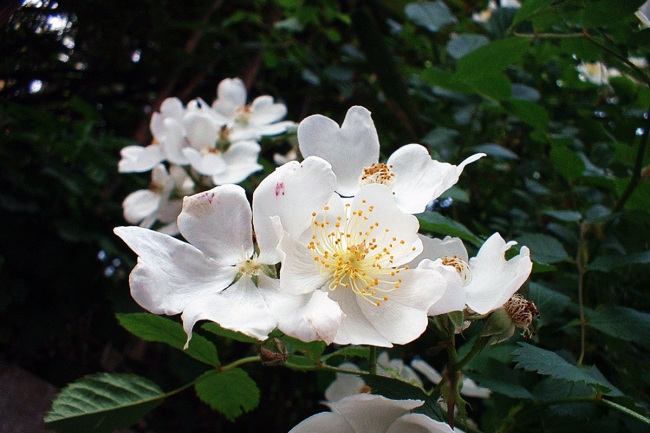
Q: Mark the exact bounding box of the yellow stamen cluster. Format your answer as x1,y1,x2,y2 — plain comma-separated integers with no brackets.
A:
359,163,396,189
441,255,472,284
238,258,262,276
307,200,412,306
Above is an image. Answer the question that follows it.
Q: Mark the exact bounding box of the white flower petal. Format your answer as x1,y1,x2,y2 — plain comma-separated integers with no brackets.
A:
211,140,262,185
118,144,165,173
183,111,220,150
214,77,247,116
416,259,465,316
114,226,237,315
156,199,183,224
386,413,455,433
410,358,443,384
324,363,365,402
460,377,491,399
275,290,343,345
182,147,227,176
298,106,380,197
181,275,276,342
348,268,445,345
249,95,288,125
329,394,423,433
328,288,393,347
253,156,337,262
288,412,354,433
464,233,532,314
278,231,330,295
160,118,190,165
389,145,485,213
177,185,253,263
122,189,161,225
159,97,185,121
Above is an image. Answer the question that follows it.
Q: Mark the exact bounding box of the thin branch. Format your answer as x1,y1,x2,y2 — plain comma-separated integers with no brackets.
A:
576,220,588,366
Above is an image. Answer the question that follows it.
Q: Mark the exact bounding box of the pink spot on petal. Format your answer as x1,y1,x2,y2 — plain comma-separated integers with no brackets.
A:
275,182,285,197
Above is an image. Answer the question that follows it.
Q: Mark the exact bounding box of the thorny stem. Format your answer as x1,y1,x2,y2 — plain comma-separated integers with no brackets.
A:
614,105,650,212
576,221,588,366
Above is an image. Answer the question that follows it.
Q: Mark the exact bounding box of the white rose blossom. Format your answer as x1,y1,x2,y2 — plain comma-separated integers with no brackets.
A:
121,163,194,236
297,105,485,214
289,394,454,433
118,97,186,173
270,178,448,346
115,157,344,345
412,233,532,316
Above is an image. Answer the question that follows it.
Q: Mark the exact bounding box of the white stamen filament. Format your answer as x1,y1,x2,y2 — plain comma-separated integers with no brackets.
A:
441,255,472,284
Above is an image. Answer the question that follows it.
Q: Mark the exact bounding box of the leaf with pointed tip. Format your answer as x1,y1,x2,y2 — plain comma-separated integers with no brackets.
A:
194,369,260,421
117,313,220,366
45,373,166,433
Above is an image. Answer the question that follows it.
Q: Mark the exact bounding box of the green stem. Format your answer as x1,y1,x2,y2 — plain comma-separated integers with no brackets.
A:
219,355,261,371
601,398,650,426
456,336,490,372
369,346,378,375
445,326,459,429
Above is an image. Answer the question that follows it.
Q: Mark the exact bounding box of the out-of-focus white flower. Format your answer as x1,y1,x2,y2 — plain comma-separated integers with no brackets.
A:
289,394,454,433
628,56,649,69
273,148,298,166
576,61,621,86
413,234,532,316
411,358,491,399
119,98,187,173
298,106,484,214
211,77,296,142
637,1,650,28
324,353,423,402
275,182,447,347
122,164,194,235
472,0,521,23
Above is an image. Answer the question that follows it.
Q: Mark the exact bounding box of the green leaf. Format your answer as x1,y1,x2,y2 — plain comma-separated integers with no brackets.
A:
456,38,529,79
416,212,482,246
582,0,646,27
362,372,428,401
512,343,618,394
542,209,582,222
501,99,549,131
472,143,519,160
404,1,457,33
587,305,650,349
515,233,570,264
322,345,371,362
467,359,535,399
468,72,513,101
45,373,166,433
202,322,261,344
528,282,572,325
587,251,650,272
194,369,260,421
282,335,327,361
446,34,489,60
117,313,220,366
550,140,586,182
421,67,475,95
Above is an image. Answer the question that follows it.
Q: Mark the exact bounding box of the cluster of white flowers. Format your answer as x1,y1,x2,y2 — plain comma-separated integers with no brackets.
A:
115,103,533,348
118,78,295,235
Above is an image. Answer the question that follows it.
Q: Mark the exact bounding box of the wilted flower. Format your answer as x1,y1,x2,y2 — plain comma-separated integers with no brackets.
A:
289,394,454,433
297,106,484,214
